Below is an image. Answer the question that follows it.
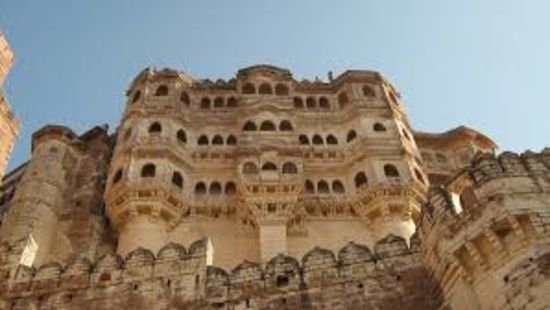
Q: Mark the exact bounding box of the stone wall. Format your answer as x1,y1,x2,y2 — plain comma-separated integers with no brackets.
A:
0,235,442,310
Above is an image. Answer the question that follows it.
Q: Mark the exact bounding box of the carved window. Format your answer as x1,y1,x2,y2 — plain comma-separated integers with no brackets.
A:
242,83,256,94
177,129,187,143
275,83,289,96
326,135,338,145
131,90,141,103
209,182,222,195
243,121,257,131
226,135,237,145
282,162,298,174
338,92,349,109
212,135,224,145
279,120,293,131
332,180,345,193
346,130,357,143
227,97,238,108
112,169,123,184
141,163,156,178
362,85,375,97
200,97,211,109
384,164,400,178
276,275,289,287
312,134,323,145
243,162,259,174
319,97,330,109
299,135,310,145
225,182,237,195
373,123,386,132
149,122,162,134
435,153,447,163
197,135,209,145
214,97,224,108
180,92,190,106
172,172,183,188
259,83,273,95
155,85,169,96
293,97,304,109
306,97,317,109
305,180,315,193
262,162,278,171
260,121,276,131
195,182,207,196
317,180,330,193
354,172,368,189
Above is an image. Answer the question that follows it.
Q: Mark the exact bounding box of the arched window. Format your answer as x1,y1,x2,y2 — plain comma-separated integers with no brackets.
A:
435,153,447,163
180,92,190,106
227,97,238,108
326,135,338,145
225,182,237,195
214,97,224,108
275,83,289,96
132,91,141,103
293,97,304,109
141,163,156,177
282,162,298,174
242,83,256,94
177,129,187,143
414,168,426,185
319,97,330,109
200,97,211,109
212,135,224,145
384,164,400,178
299,135,310,145
312,134,323,145
259,83,273,95
346,130,357,142
260,121,276,131
149,122,162,134
226,135,237,145
305,180,315,193
243,162,259,174
279,120,293,131
373,123,386,132
195,182,207,196
243,121,257,131
197,135,209,145
362,85,375,97
262,162,277,171
210,182,222,195
317,180,330,193
155,85,169,96
306,97,317,109
172,172,183,188
354,172,368,188
332,180,345,193
112,169,123,184
338,92,349,108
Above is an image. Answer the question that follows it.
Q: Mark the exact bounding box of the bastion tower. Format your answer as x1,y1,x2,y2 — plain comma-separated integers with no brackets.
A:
104,65,430,265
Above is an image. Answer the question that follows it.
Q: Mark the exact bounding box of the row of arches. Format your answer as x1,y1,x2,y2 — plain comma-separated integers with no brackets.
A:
241,82,289,96
200,96,238,109
111,164,185,189
197,134,237,146
195,181,236,196
243,120,293,132
145,122,189,145
304,179,346,194
242,161,298,174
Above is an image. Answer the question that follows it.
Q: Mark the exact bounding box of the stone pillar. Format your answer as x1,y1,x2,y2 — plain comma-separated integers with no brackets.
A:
116,214,168,257
259,223,287,263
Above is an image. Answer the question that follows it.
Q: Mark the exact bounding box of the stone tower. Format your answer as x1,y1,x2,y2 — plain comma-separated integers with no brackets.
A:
104,65,431,265
0,31,19,180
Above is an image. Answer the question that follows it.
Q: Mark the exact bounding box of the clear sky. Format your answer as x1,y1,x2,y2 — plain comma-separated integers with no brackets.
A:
1,1,549,170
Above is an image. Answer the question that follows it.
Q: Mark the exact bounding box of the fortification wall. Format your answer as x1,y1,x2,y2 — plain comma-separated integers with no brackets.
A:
0,235,442,310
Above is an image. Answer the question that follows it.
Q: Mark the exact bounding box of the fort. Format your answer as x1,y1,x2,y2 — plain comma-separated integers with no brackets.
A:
0,62,548,309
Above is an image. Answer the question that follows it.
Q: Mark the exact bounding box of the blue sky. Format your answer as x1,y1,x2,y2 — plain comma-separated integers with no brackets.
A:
1,1,549,170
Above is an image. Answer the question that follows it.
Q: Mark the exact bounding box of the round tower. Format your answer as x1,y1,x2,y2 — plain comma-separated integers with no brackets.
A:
104,68,194,256
0,126,77,266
